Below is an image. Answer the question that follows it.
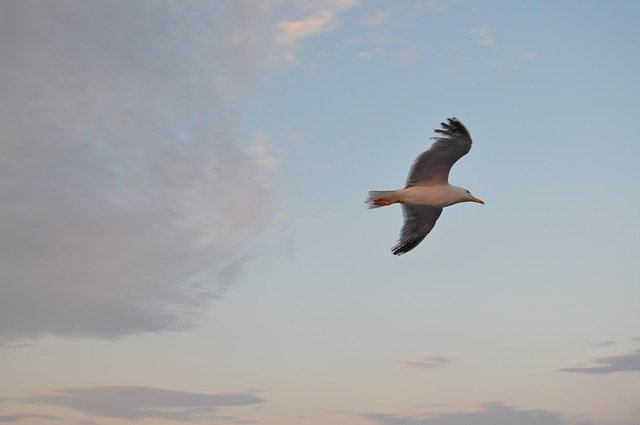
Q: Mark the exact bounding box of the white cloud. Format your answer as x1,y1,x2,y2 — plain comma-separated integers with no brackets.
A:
424,1,447,11
272,0,359,63
519,52,537,62
357,49,384,60
490,52,538,70
26,386,264,421
364,402,593,425
470,27,496,47
0,2,281,342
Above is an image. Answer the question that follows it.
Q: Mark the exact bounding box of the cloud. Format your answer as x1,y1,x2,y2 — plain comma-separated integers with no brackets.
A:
272,0,359,63
402,355,454,369
27,386,264,421
364,402,592,425
470,27,496,47
489,52,538,70
247,132,280,184
357,49,384,60
0,2,281,342
362,10,391,26
396,47,420,65
559,349,640,374
518,52,537,62
591,340,618,347
424,1,447,11
0,414,61,423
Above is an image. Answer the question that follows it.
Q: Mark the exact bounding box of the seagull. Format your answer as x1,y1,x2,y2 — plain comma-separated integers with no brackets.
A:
366,117,484,255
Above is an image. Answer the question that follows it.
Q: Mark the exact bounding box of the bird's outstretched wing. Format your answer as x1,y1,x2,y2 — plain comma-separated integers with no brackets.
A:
392,205,443,255
405,118,472,187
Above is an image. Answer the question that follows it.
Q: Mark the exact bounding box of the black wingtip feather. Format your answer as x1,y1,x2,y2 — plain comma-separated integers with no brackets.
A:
432,117,470,139
391,244,415,256
391,237,421,256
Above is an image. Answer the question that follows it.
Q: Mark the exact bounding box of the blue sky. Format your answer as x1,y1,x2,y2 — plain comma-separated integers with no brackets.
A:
1,1,639,425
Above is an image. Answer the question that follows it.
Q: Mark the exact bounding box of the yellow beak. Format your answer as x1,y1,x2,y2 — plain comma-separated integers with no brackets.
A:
472,197,485,205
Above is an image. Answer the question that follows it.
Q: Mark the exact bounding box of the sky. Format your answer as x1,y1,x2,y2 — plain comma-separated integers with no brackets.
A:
1,1,639,424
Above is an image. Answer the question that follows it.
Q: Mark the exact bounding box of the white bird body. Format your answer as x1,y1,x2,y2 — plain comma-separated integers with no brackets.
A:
396,185,474,208
366,118,483,255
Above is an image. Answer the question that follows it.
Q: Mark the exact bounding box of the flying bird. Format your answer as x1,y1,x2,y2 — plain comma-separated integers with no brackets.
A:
366,118,484,255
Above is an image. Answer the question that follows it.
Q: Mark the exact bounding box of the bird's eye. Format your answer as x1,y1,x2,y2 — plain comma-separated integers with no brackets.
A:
466,190,470,194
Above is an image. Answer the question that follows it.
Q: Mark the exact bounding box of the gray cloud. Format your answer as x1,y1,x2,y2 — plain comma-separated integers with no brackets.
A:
591,340,618,347
364,402,592,425
0,1,281,342
559,349,640,375
0,414,61,423
27,386,264,421
402,355,454,369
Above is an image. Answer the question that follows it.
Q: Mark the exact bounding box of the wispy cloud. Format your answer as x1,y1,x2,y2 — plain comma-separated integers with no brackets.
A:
424,0,447,11
591,340,618,347
346,30,399,62
247,132,280,187
362,10,391,26
470,27,496,47
489,52,538,70
273,11,335,63
272,0,359,63
518,52,537,62
0,2,281,342
364,401,593,425
357,48,385,60
396,47,420,65
559,349,640,374
27,386,264,421
402,355,454,369
0,413,62,423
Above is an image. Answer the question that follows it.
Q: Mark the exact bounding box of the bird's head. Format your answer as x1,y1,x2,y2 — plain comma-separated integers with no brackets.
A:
460,187,484,205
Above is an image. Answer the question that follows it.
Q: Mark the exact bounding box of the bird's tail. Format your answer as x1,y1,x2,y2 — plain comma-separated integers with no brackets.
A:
366,190,401,209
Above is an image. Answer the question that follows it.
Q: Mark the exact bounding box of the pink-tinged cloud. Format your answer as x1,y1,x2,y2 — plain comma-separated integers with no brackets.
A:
272,0,359,63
